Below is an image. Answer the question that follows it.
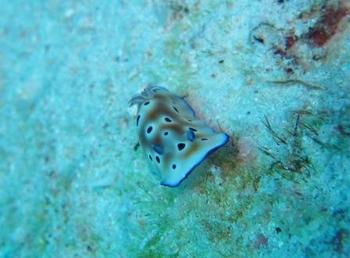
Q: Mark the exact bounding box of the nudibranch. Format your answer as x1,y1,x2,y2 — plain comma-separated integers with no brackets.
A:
129,86,229,187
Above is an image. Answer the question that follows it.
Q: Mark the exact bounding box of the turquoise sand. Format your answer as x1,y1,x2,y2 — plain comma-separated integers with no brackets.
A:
0,1,349,257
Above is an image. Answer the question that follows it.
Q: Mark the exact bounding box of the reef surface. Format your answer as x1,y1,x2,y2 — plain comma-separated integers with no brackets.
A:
0,1,349,257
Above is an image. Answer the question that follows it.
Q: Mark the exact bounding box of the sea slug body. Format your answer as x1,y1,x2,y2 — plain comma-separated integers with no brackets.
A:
129,86,229,187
